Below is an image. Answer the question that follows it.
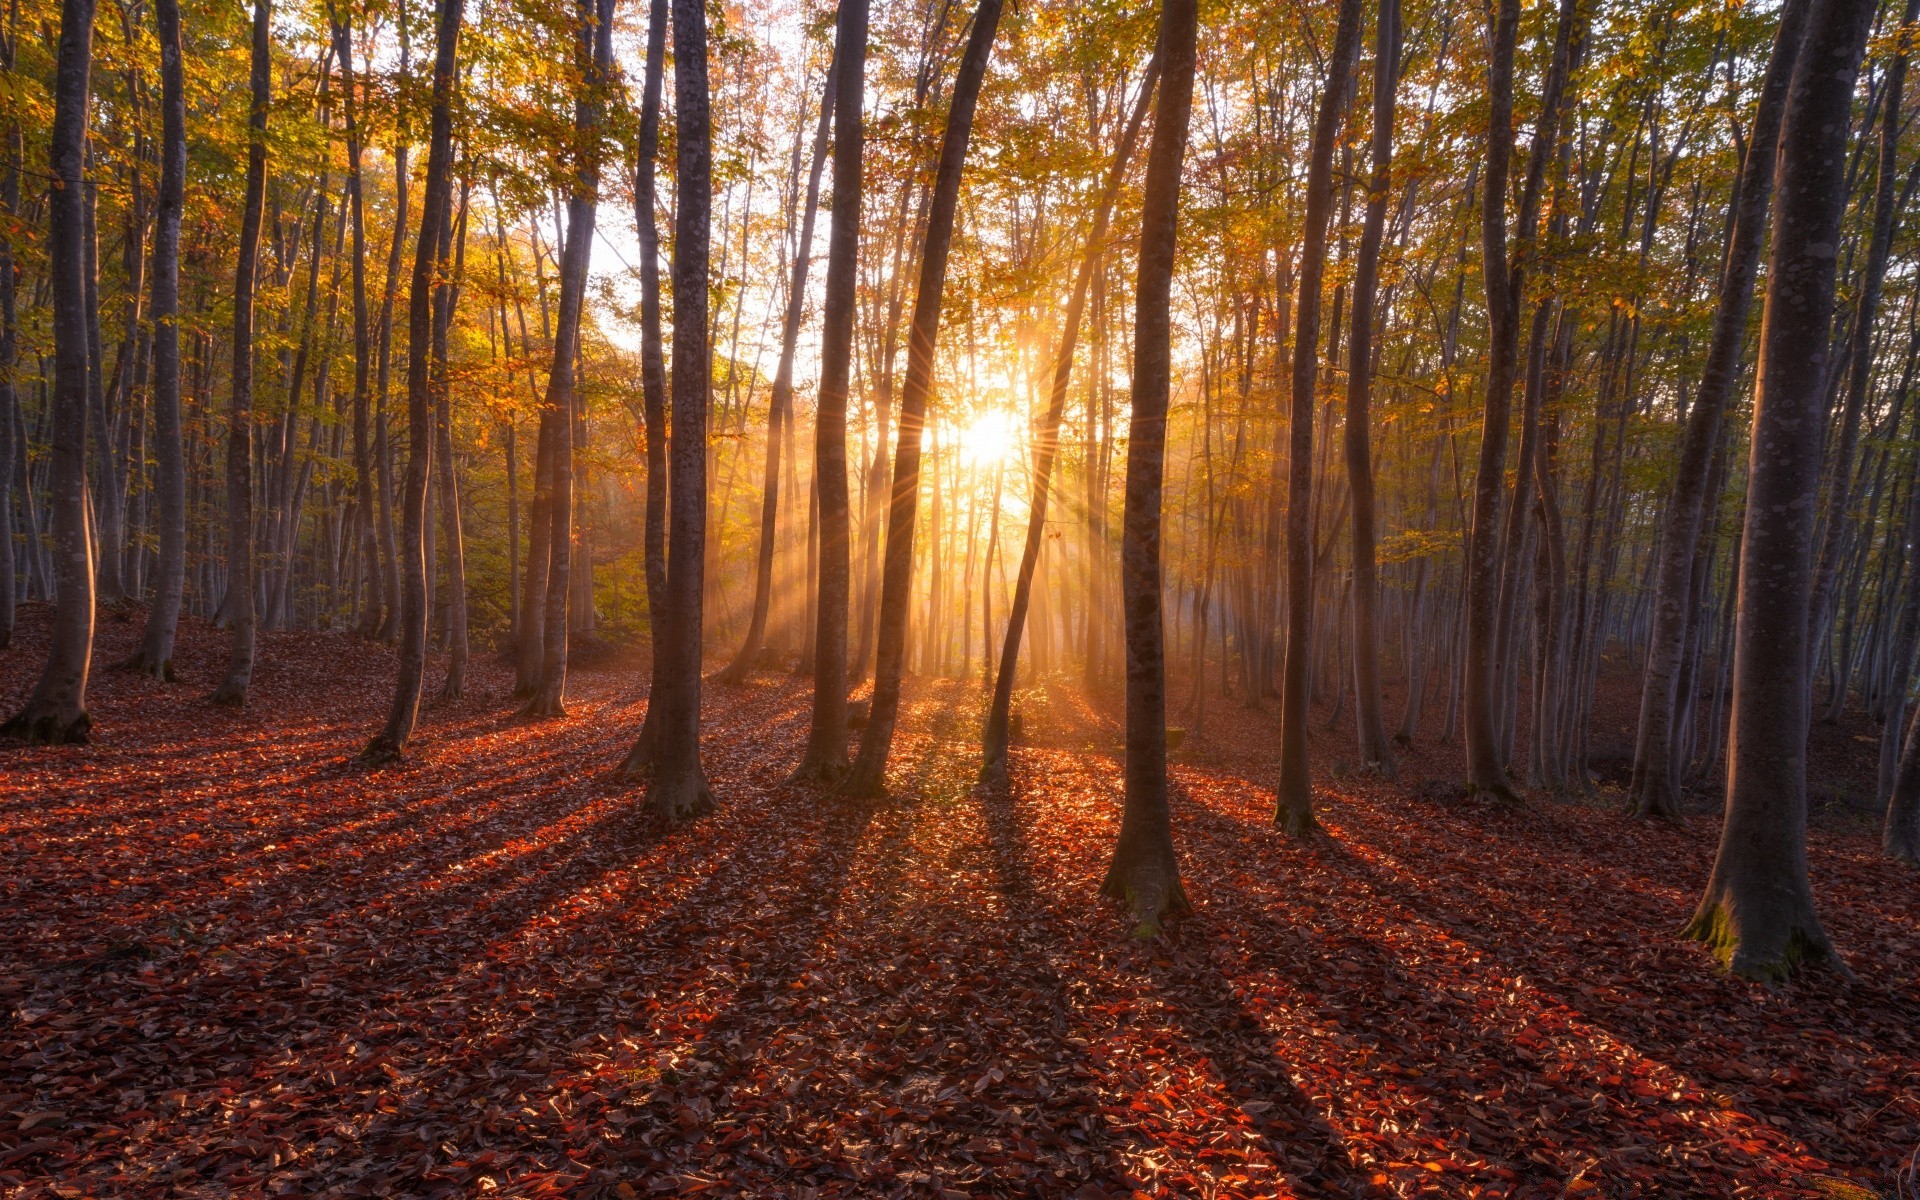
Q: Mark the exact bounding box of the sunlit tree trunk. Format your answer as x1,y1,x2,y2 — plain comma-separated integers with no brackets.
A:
1275,0,1361,834
791,0,869,785
434,189,470,703
840,0,1003,798
980,52,1157,786
209,0,270,707
1684,0,1873,980
1102,0,1196,934
360,0,464,760
1344,0,1399,778
4,0,97,742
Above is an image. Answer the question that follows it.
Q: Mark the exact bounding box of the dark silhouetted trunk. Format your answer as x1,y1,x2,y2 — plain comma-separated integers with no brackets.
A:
360,0,464,760
980,51,1157,786
1345,0,1399,777
643,0,717,821
1683,0,1873,981
1102,0,1196,935
128,0,187,679
1630,0,1807,819
715,52,836,687
1275,0,1361,833
210,0,270,707
4,0,98,742
839,0,1003,798
790,0,869,785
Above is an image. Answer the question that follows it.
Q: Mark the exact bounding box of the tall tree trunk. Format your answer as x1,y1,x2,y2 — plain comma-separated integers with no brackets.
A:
360,0,464,759
4,0,97,742
435,187,470,702
1275,0,1362,834
1344,0,1399,777
524,0,615,718
624,0,669,750
1630,0,1807,818
980,52,1157,785
790,0,870,785
641,0,716,820
1812,0,1915,724
1683,0,1874,981
839,0,1003,798
0,17,22,650
127,0,186,678
209,0,271,707
1102,0,1196,935
714,52,837,686
333,8,386,642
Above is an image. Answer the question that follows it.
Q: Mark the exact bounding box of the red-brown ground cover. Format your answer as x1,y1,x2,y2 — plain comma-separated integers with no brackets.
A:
3,605,1917,1198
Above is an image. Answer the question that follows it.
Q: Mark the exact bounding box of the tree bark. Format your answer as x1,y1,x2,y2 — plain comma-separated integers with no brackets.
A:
714,52,837,687
790,0,870,785
360,0,464,760
4,0,98,742
1102,0,1196,935
1275,0,1362,833
1683,0,1874,981
641,0,717,821
126,0,187,678
209,0,271,707
839,0,1003,798
0,21,23,650
980,51,1157,786
1344,0,1400,778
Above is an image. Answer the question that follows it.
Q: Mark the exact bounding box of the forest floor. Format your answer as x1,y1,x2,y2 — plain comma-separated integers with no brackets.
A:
3,604,1918,1200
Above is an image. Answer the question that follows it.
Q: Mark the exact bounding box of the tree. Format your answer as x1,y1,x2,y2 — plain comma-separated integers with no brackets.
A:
125,0,188,680
360,0,466,761
1102,0,1197,935
3,0,98,743
980,52,1157,787
1628,0,1808,819
1275,0,1362,834
642,0,717,822
524,0,618,719
210,0,272,708
623,0,671,758
839,0,1003,799
789,0,870,786
0,2,21,652
714,52,837,688
1344,0,1400,779
1683,0,1875,981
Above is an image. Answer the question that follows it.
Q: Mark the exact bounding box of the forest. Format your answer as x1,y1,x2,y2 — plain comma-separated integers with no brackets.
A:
3,0,1920,1189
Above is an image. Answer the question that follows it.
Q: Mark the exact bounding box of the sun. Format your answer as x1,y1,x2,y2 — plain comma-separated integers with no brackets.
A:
956,408,1018,468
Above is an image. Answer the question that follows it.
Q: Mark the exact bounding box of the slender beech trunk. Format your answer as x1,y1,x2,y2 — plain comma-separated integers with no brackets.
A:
434,188,470,701
1684,0,1873,980
1102,0,1196,934
1345,0,1399,777
715,53,837,686
839,0,1003,798
210,0,270,707
1630,0,1806,818
980,52,1157,785
0,17,19,651
333,10,386,642
1813,0,1915,724
642,0,716,820
1275,0,1361,833
4,0,97,741
360,0,464,760
625,0,670,753
790,0,869,785
524,0,615,717
127,0,186,678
